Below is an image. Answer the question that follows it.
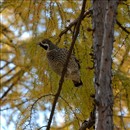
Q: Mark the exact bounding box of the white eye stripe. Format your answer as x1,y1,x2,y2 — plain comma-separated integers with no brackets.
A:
40,42,48,47
43,43,49,47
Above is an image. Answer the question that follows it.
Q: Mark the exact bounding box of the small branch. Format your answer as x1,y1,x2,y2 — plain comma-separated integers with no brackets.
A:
0,99,29,111
28,94,54,129
0,83,16,100
0,66,16,79
0,70,24,99
116,20,130,34
79,105,96,130
60,95,81,125
46,0,87,130
0,61,12,70
113,34,128,57
58,8,91,39
1,69,24,88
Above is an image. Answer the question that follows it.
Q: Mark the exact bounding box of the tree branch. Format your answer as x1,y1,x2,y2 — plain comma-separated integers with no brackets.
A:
46,0,87,130
58,8,91,40
116,19,130,34
60,95,81,124
0,61,12,70
79,105,96,130
0,70,23,88
0,70,24,99
28,94,54,129
0,66,16,79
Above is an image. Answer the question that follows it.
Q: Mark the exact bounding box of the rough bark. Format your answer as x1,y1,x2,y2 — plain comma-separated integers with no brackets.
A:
92,0,118,130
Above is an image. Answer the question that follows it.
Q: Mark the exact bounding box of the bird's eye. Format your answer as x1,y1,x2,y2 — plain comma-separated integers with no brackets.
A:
42,43,49,50
39,42,49,50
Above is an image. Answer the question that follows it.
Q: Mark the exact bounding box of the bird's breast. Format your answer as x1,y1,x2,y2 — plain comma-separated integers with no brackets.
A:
46,49,80,80
47,50,64,75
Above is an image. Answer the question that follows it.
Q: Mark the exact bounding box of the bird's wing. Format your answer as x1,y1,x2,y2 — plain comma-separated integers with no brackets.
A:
61,48,81,69
74,57,80,69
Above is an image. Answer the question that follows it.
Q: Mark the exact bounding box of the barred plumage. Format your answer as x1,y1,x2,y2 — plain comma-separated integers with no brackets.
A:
38,39,82,87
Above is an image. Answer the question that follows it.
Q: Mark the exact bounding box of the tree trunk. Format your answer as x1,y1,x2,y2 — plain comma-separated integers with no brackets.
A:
92,0,118,130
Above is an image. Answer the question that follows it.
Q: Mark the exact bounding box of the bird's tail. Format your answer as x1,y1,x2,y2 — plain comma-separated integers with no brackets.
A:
72,80,83,87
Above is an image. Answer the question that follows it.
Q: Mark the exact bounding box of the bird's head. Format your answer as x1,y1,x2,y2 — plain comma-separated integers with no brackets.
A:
38,39,57,51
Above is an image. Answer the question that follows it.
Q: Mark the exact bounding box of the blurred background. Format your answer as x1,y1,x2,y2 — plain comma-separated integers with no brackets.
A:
0,0,130,130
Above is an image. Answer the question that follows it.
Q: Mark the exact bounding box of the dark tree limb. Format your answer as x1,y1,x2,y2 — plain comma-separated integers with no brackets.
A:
1,70,23,88
46,0,87,130
58,8,91,40
0,70,24,100
0,66,16,79
79,105,96,130
0,61,12,70
116,20,130,34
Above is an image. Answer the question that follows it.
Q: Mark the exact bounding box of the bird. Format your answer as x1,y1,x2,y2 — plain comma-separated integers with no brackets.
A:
38,39,83,87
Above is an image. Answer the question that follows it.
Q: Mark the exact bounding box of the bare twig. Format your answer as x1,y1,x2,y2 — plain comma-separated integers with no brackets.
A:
0,70,23,88
0,61,12,70
58,8,91,41
0,70,24,99
0,99,29,111
116,20,130,34
46,0,87,130
0,66,16,79
28,94,54,129
51,121,73,130
60,95,81,125
79,105,96,130
113,34,128,57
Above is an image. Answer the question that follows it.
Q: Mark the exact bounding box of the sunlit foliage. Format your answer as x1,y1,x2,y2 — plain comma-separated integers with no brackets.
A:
0,0,130,130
